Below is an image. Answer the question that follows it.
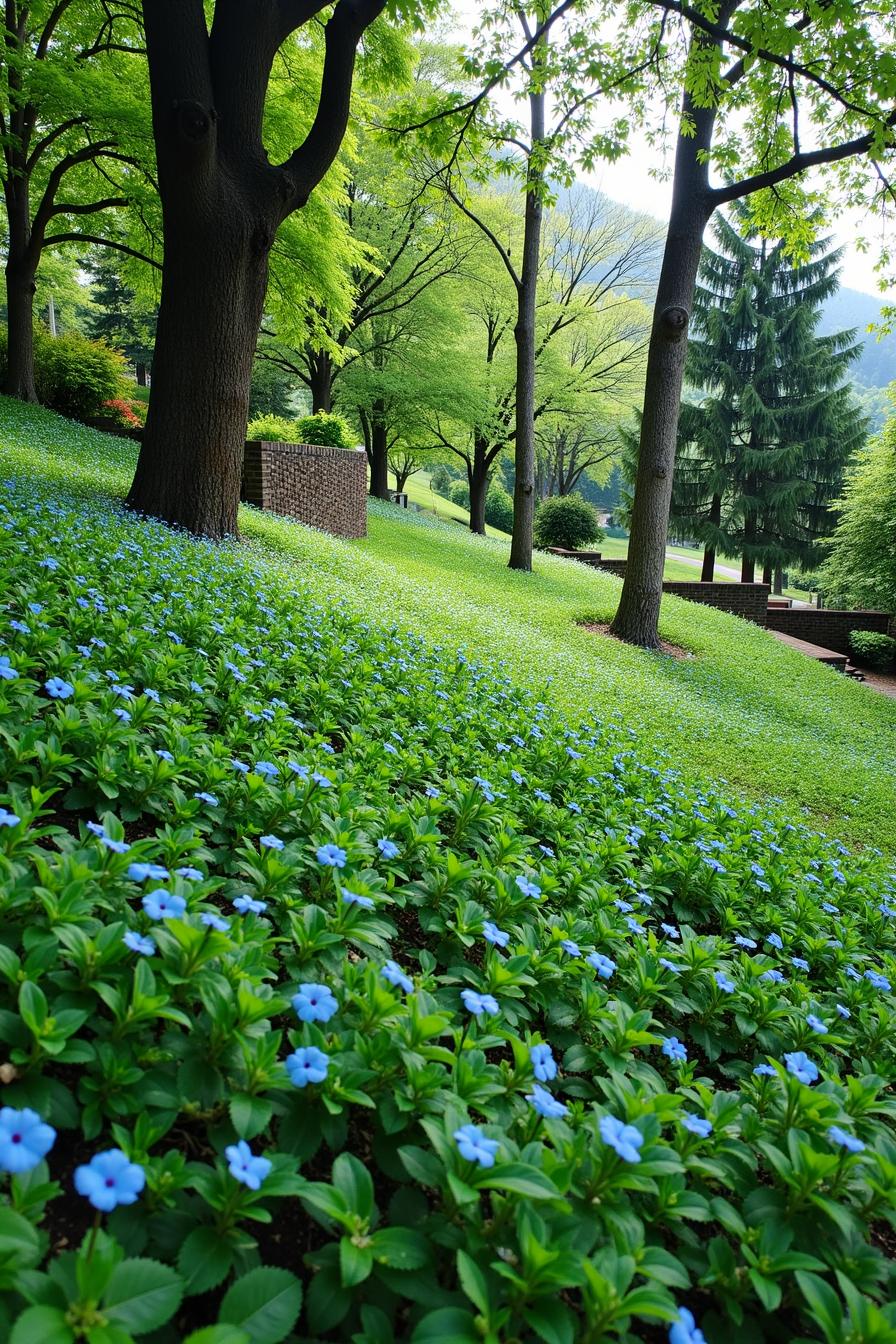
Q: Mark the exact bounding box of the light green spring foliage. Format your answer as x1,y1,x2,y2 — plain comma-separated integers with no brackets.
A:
2,398,895,852
821,405,896,613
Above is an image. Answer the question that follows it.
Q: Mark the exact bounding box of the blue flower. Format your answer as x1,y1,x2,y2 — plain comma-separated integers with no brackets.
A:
714,970,736,993
453,1124,499,1167
835,1003,851,1020
661,922,680,939
560,939,581,957
599,1115,643,1164
286,1046,330,1088
865,970,892,991
791,957,810,972
194,791,219,806
381,960,413,993
123,931,156,956
533,788,551,802
424,785,440,799
806,1013,827,1034
526,1084,568,1119
128,862,170,882
44,677,74,699
828,1125,865,1154
515,875,541,899
377,838,400,859
176,866,203,881
200,912,230,932
0,656,18,681
342,889,374,909
767,933,783,950
225,1140,272,1190
530,1043,557,1082
822,901,839,915
662,1037,688,1063
259,834,285,850
292,983,338,1023
0,807,21,828
659,958,682,974
254,761,279,778
761,969,785,983
734,935,757,949
483,921,510,947
74,1149,145,1211
669,1305,706,1344
0,1107,56,1173
461,988,499,1018
680,1113,713,1137
316,843,346,868
142,889,187,921
155,749,174,762
234,894,267,915
784,1051,819,1085
100,835,130,854
232,759,250,774
753,1063,776,1077
587,952,616,980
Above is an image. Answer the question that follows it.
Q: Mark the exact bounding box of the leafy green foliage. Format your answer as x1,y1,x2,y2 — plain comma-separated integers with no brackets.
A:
2,400,896,1341
534,494,604,551
484,483,514,532
849,632,896,669
293,411,356,449
0,327,128,421
822,409,896,613
246,416,300,444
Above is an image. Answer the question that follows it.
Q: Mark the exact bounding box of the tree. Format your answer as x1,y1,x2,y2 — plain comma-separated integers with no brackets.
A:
124,0,435,539
668,213,865,583
610,0,896,647
1,1,150,400
820,405,896,613
85,254,157,383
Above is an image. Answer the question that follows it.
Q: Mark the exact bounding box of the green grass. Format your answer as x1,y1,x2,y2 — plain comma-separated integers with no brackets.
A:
3,397,895,852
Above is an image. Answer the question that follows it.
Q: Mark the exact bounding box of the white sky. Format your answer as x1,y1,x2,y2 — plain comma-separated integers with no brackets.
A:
446,3,895,304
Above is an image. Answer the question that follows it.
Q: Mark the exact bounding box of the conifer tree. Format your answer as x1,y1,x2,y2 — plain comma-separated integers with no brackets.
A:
671,211,866,583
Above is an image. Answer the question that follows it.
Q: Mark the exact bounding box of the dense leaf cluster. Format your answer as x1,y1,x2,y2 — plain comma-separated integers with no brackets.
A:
0,427,895,1343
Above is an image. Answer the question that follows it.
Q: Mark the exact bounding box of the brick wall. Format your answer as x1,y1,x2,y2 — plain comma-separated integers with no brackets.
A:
546,548,605,568
765,608,891,653
241,441,367,539
548,550,768,622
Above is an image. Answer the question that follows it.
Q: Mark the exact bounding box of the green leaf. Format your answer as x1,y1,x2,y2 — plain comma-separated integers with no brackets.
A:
410,1307,480,1342
456,1249,489,1314
10,1306,74,1344
370,1227,429,1271
748,1270,782,1313
183,1330,250,1344
473,1162,561,1200
522,1302,576,1344
331,1152,374,1220
219,1267,303,1344
229,1094,273,1141
0,1207,41,1272
340,1236,373,1287
178,1227,234,1295
18,981,48,1035
796,1272,844,1344
103,1258,184,1334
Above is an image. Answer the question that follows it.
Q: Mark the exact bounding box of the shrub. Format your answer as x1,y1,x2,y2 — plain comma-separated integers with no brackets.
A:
484,482,514,532
0,326,128,420
102,397,144,428
449,479,471,508
821,412,896,611
294,410,356,449
534,493,604,550
246,414,299,442
849,629,896,667
429,464,453,496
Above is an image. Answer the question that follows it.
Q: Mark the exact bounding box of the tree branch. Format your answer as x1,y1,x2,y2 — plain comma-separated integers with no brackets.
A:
43,231,162,268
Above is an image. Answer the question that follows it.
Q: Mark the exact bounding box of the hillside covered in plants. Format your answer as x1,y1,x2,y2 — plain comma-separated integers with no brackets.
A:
1,410,895,1343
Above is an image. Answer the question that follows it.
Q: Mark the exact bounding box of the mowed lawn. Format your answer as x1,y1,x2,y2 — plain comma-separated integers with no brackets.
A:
3,397,895,851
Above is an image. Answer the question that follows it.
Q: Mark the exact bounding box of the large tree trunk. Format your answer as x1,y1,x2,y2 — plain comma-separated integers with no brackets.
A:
4,187,38,403
701,491,721,580
127,203,270,537
368,400,390,499
508,80,545,573
469,446,490,535
610,22,725,647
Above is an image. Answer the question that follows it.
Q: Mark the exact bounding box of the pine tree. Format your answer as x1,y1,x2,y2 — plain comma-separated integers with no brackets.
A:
670,210,866,584
85,257,157,385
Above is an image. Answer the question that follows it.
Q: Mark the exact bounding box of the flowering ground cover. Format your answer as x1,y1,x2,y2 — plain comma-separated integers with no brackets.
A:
1,403,896,1343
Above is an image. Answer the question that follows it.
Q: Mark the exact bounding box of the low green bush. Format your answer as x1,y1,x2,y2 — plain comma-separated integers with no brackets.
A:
484,482,514,532
246,414,298,442
0,326,127,421
449,478,471,508
294,410,356,449
534,493,604,550
849,629,896,668
429,464,454,495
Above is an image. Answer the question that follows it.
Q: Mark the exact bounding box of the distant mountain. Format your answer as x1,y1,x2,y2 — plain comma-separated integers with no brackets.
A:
816,287,895,390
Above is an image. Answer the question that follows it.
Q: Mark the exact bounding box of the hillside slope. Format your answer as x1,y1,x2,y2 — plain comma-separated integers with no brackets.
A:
2,397,895,851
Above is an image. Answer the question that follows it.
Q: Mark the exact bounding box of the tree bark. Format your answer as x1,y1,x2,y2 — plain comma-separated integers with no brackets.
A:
368,400,390,499
773,565,783,595
701,491,721,580
508,79,544,572
762,562,773,586
610,19,726,647
469,445,490,535
308,350,333,413
3,186,38,402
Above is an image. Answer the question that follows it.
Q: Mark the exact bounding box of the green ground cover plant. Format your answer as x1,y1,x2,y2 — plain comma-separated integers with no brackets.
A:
1,400,896,1343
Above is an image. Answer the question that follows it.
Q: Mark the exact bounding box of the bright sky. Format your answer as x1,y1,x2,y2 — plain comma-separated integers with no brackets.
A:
447,3,894,304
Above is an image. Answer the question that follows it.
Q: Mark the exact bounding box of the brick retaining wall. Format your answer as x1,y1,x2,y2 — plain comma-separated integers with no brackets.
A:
241,440,367,539
765,608,891,654
661,581,770,624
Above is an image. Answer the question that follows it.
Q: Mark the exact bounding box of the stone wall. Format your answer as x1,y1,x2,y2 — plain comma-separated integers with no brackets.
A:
241,440,367,539
765,607,892,654
661,581,770,624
